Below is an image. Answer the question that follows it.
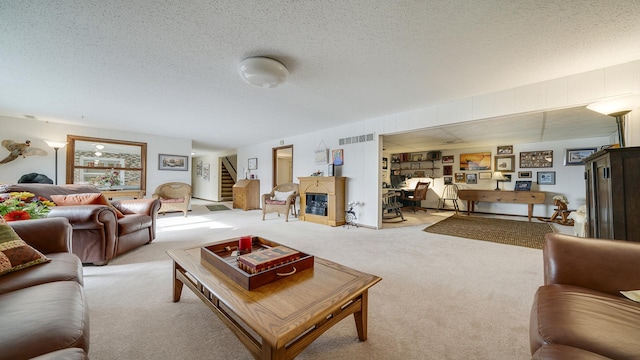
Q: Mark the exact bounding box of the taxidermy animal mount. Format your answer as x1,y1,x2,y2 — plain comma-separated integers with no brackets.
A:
1,140,48,164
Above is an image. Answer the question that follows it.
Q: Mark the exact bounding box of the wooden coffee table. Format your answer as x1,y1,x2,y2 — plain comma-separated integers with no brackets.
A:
167,241,381,360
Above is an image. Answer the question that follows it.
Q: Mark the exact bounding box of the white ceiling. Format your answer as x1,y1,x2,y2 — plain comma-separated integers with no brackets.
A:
1,1,640,153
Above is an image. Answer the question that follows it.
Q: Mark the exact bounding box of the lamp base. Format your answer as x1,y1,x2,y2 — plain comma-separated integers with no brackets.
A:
495,181,501,191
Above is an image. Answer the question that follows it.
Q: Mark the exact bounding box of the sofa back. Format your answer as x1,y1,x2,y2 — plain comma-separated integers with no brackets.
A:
0,183,101,201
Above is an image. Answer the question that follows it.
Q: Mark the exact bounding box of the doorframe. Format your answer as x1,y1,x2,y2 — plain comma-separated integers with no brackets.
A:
272,145,293,188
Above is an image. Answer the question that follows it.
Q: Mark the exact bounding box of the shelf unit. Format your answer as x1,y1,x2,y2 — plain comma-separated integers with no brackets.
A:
390,151,442,178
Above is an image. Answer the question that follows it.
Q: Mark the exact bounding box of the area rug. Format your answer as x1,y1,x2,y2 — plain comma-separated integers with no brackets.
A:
423,215,554,249
206,205,231,211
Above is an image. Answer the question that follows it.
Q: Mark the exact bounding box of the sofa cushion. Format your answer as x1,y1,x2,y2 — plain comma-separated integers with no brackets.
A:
532,344,613,360
51,193,124,218
531,284,640,359
117,213,152,236
29,348,88,360
0,281,89,360
0,221,50,276
0,252,82,295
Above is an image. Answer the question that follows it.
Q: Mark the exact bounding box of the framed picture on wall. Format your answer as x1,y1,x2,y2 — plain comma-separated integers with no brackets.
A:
479,171,492,180
248,157,258,170
520,150,553,168
494,155,515,172
564,148,597,165
460,152,491,170
444,176,453,185
442,155,454,163
518,171,532,178
466,173,478,184
158,154,188,171
537,171,556,185
332,149,344,165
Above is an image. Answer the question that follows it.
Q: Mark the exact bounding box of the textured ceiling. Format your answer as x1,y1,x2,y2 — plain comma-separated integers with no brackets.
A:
1,1,640,152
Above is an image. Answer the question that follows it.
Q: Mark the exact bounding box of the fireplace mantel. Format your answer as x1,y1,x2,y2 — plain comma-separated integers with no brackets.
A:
298,176,346,226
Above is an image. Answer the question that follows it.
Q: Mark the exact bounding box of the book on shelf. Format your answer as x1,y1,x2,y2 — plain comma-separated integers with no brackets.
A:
237,246,301,274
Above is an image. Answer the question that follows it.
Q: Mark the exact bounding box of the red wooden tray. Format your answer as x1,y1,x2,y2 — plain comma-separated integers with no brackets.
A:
200,235,314,290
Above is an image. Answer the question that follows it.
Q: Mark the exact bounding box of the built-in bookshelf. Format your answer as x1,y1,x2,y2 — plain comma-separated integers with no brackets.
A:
390,151,442,178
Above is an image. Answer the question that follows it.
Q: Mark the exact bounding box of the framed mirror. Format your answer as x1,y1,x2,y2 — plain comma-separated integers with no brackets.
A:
65,135,147,197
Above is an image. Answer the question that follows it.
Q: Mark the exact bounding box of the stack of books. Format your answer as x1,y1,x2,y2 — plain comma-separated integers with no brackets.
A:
237,246,300,274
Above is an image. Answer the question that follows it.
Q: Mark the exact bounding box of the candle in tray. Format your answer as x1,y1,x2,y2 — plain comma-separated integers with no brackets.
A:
238,236,252,254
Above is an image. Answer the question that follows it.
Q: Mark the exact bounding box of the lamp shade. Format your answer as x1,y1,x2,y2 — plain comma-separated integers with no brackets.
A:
587,94,640,116
44,140,67,149
491,172,505,180
238,57,289,88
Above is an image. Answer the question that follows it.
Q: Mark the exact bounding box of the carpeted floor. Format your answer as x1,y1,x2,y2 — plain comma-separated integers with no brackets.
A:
423,214,554,249
206,204,231,211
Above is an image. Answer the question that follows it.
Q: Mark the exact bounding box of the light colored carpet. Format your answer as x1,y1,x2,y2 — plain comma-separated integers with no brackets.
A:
83,204,560,359
423,214,555,249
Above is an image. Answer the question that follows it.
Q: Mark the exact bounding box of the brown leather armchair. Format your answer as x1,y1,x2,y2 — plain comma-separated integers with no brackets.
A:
0,183,160,265
530,233,640,359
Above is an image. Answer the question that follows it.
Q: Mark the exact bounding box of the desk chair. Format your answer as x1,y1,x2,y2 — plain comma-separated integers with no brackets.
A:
400,181,429,212
438,184,459,213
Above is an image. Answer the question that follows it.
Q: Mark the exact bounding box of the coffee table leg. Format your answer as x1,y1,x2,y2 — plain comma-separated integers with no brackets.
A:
172,261,184,302
353,290,369,341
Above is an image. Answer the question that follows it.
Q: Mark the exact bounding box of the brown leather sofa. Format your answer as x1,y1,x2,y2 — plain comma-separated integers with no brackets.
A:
0,183,160,265
0,217,89,360
530,233,640,359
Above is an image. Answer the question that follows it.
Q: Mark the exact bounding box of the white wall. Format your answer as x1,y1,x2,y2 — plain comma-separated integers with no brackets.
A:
0,116,192,196
235,59,640,229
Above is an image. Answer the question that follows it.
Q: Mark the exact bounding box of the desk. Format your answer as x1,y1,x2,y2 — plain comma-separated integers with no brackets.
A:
101,189,145,200
457,190,545,221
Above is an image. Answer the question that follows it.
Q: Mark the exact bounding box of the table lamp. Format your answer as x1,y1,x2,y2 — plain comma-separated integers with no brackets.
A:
491,171,505,190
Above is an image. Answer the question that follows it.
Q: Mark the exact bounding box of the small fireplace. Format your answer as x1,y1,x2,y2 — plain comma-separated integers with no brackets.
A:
305,193,328,216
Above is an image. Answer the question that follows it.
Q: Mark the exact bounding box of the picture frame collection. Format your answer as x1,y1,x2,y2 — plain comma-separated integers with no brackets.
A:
393,145,595,187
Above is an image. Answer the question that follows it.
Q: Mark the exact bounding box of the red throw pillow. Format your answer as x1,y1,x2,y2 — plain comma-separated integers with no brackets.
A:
51,193,125,218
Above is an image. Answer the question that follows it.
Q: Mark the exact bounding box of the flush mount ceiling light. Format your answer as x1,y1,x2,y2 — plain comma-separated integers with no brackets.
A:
238,57,289,88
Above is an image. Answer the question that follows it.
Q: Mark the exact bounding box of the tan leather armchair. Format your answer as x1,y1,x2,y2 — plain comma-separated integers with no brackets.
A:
262,183,299,222
152,182,192,217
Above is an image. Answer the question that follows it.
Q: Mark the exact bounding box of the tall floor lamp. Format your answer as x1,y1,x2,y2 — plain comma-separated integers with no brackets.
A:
44,140,68,185
587,94,640,148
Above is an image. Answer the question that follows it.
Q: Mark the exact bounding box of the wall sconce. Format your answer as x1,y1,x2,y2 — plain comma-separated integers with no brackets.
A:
491,171,505,190
587,94,640,148
44,140,68,185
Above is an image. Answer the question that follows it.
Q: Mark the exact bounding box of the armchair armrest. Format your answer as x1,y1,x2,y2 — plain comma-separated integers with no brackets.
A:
261,192,275,204
112,198,160,215
48,205,118,227
9,217,72,254
544,233,640,296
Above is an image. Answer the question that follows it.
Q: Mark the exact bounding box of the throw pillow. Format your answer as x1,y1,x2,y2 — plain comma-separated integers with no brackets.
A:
0,218,50,276
621,290,640,303
273,190,294,201
51,193,125,218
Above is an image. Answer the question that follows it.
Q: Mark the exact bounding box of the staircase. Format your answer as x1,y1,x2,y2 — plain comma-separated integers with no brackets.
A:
220,163,235,200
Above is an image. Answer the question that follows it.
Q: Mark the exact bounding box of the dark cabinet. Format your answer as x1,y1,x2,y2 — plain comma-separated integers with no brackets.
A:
584,147,640,241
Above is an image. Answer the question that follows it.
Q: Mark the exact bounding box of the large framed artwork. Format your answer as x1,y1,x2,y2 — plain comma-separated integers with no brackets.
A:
520,150,553,168
460,152,491,170
158,154,188,171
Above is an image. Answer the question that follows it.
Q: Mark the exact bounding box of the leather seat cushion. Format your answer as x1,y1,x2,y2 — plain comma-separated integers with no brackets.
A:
0,253,82,295
29,348,88,360
0,281,89,360
532,344,612,360
531,284,640,359
117,214,152,236
160,197,184,203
